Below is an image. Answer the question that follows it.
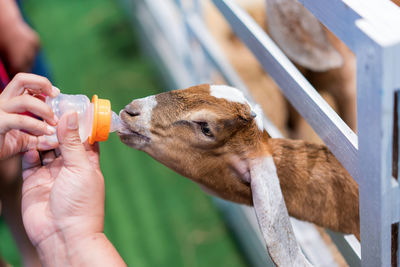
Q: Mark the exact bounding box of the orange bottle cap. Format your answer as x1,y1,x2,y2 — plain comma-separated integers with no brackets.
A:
89,94,111,144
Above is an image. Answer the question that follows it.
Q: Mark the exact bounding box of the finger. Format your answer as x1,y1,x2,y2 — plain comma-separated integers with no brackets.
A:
2,94,58,125
83,141,100,169
0,114,56,136
37,135,59,151
0,73,59,100
57,112,90,169
6,131,58,155
54,148,61,157
34,94,46,102
22,150,41,175
40,150,56,166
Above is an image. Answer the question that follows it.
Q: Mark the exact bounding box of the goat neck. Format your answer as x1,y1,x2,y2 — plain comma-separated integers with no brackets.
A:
268,137,360,239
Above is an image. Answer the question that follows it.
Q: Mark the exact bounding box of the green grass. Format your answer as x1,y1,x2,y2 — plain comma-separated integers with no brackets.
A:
0,0,247,266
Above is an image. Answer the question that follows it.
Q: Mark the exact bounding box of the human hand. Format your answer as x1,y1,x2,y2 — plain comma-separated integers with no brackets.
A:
0,1,40,74
21,112,107,265
0,73,59,161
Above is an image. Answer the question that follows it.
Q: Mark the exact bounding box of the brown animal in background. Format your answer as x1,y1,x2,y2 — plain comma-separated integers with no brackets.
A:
266,0,357,132
118,85,359,264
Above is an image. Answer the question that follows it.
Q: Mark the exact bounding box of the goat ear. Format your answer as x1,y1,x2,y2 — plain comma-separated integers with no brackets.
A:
266,0,343,71
249,157,311,266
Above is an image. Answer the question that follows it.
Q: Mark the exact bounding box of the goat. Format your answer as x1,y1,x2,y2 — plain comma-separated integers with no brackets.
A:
118,84,359,266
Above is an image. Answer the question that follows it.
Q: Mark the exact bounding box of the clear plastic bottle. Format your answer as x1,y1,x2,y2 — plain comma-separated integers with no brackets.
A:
46,93,122,143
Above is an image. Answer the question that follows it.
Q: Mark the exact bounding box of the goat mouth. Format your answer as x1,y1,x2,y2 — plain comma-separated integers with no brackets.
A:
117,122,151,143
118,128,150,142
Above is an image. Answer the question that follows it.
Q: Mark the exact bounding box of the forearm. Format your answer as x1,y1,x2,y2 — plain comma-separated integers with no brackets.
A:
0,0,25,53
0,0,23,32
66,233,126,267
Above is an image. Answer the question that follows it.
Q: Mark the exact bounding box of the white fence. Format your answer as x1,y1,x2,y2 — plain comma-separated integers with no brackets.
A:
122,0,400,265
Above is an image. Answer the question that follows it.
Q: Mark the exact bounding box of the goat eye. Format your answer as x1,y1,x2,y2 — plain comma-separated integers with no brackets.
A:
195,122,214,137
202,125,212,136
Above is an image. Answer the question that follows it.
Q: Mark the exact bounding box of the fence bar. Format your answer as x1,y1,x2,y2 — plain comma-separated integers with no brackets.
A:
393,181,400,224
326,230,361,267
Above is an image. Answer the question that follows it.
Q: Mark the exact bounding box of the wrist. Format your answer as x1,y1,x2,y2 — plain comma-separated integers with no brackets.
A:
65,232,111,266
34,217,103,266
57,215,104,244
35,232,69,267
35,229,105,266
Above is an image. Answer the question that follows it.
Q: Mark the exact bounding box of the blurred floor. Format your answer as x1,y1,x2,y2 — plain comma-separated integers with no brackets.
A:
0,0,247,266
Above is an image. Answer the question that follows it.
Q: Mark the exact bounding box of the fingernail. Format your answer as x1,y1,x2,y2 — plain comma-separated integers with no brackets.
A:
52,86,60,96
47,125,56,135
48,115,58,126
67,112,78,130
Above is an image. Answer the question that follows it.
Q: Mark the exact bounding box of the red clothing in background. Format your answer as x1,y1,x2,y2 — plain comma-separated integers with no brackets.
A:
0,59,9,90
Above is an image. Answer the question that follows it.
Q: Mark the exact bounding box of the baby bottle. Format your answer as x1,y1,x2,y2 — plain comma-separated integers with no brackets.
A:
46,93,121,144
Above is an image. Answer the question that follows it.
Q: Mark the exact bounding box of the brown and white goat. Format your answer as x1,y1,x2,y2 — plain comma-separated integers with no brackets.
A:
118,84,359,265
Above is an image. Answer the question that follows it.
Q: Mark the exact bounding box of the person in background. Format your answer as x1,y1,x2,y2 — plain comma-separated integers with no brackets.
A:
0,0,42,265
0,0,39,75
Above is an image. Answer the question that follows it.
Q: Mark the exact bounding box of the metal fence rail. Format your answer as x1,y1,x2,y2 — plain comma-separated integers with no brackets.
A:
127,0,400,265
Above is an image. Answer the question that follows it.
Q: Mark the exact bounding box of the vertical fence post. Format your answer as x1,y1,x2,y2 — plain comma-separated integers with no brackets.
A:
358,41,394,266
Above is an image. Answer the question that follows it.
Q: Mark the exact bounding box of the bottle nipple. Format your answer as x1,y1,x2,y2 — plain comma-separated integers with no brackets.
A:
88,95,119,144
110,111,122,133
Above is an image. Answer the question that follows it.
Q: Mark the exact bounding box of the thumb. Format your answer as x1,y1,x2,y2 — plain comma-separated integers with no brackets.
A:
57,111,89,169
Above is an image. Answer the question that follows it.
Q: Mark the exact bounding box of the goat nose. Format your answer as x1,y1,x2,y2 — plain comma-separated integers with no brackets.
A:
124,109,140,117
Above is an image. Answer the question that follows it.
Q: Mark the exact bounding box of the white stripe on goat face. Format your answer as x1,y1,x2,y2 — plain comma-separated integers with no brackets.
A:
209,85,264,130
210,85,247,104
123,95,157,138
